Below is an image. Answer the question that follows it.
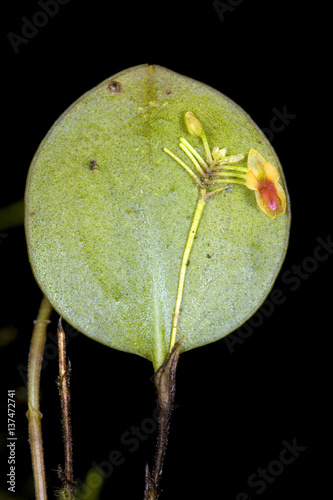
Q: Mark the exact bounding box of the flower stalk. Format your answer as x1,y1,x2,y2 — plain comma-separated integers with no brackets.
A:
169,190,206,351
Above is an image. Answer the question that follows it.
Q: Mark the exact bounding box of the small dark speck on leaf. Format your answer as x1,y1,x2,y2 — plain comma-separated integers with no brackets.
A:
186,260,190,266
30,212,35,217
207,254,212,259
90,159,99,171
108,81,122,94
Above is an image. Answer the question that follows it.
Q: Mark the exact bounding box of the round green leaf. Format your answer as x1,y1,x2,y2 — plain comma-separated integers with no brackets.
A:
25,64,290,370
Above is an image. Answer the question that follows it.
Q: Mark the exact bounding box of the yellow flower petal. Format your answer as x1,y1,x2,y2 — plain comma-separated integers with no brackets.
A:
263,161,280,183
246,169,260,191
275,181,286,214
255,191,276,219
247,148,266,181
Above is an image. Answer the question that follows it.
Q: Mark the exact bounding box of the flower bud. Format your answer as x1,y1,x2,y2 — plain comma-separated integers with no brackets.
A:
226,154,245,163
184,112,203,137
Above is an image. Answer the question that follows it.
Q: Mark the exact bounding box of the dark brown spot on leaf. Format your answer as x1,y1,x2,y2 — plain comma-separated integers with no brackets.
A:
89,160,99,171
107,81,122,94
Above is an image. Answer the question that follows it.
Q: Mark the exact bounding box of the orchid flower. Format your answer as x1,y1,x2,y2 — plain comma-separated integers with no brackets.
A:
246,148,286,219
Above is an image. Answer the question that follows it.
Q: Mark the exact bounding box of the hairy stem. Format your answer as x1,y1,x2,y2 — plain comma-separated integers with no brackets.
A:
27,296,53,500
144,339,182,499
57,318,76,499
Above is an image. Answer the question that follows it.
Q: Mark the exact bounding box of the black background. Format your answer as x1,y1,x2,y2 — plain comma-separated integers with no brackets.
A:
1,1,330,499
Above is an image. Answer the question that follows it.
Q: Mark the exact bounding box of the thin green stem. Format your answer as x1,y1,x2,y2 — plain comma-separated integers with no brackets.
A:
179,138,209,171
200,132,212,162
211,171,247,180
212,164,248,172
179,143,206,178
169,189,207,352
163,148,203,187
27,296,53,500
206,184,232,198
208,178,246,186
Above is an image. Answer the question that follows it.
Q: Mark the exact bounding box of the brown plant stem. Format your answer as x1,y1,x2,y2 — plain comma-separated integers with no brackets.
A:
57,317,76,499
144,339,182,500
27,295,53,500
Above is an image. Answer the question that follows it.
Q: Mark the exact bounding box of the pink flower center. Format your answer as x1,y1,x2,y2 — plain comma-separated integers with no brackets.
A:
258,180,280,212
